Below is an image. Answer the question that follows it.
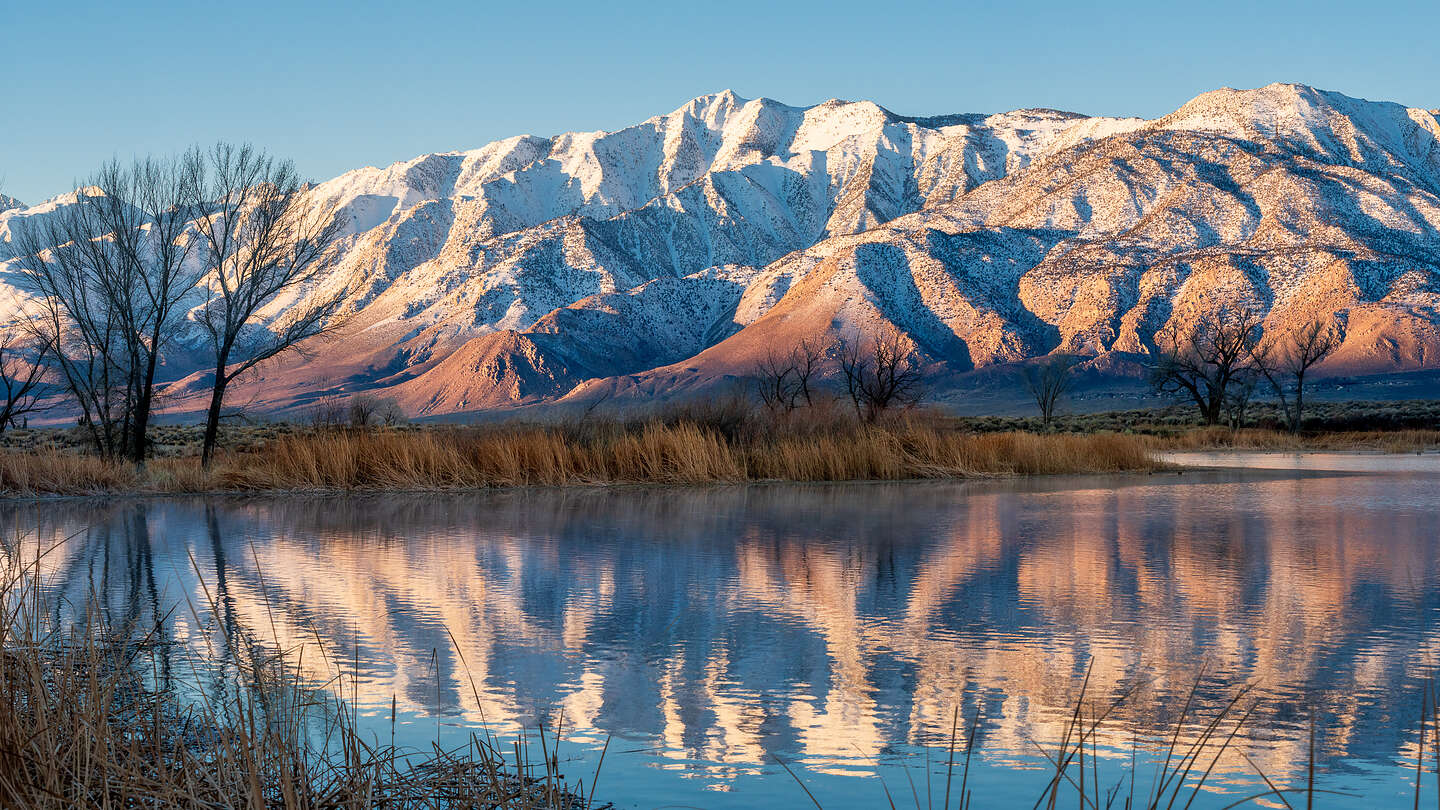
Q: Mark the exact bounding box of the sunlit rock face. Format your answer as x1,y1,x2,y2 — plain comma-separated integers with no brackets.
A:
4,84,1439,415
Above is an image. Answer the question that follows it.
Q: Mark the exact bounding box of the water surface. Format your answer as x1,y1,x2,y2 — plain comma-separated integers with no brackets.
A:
7,461,1440,808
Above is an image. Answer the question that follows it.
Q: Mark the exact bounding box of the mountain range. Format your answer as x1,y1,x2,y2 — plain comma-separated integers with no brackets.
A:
3,82,1438,418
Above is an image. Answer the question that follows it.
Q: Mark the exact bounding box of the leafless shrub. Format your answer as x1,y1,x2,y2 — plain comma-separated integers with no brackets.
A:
378,398,407,427
347,395,378,428
836,325,924,422
0,326,50,431
1021,355,1082,430
1150,308,1263,426
308,394,348,431
1221,370,1259,429
655,388,757,443
753,339,822,413
1255,319,1342,433
345,394,405,428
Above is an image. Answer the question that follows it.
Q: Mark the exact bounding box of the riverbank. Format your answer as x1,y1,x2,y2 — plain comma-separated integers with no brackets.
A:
962,398,1440,444
4,400,1435,497
0,416,1158,496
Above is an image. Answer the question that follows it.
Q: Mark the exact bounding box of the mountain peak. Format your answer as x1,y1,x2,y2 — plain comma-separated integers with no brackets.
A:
9,83,1440,419
674,89,748,116
0,194,22,214
1153,82,1440,174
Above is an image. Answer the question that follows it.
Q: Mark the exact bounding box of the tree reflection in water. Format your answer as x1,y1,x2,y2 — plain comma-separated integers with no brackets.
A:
5,467,1439,808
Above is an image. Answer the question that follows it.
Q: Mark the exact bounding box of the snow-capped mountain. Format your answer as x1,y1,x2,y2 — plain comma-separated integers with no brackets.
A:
3,83,1439,417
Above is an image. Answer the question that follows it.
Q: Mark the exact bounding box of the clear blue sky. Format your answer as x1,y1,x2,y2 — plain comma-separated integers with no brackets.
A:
3,0,1435,204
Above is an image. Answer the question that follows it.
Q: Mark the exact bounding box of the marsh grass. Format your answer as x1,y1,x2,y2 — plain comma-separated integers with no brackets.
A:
5,394,1436,496
0,407,1160,496
229,421,1156,490
0,542,606,809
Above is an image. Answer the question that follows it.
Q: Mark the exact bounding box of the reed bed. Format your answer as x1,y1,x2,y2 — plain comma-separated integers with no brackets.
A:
0,413,1161,496
225,423,1157,490
0,546,603,809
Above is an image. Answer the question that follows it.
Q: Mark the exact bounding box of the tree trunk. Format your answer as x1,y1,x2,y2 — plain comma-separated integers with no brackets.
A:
1291,371,1305,434
1202,398,1223,426
130,389,152,466
200,371,229,469
131,339,166,465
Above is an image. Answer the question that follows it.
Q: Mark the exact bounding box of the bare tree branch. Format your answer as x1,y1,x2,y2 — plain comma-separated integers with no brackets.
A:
185,143,346,467
1022,355,1082,430
1150,308,1264,427
0,325,51,431
753,339,822,413
836,325,924,422
1254,319,1342,433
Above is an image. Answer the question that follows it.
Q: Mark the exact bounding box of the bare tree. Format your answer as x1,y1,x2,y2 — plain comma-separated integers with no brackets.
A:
308,393,348,431
14,228,131,456
1220,371,1258,430
340,394,406,428
185,144,345,467
111,158,202,462
836,326,924,422
12,159,198,460
0,327,50,431
753,339,822,413
1022,355,1082,430
346,394,379,428
1255,319,1342,433
378,397,407,427
1150,308,1263,426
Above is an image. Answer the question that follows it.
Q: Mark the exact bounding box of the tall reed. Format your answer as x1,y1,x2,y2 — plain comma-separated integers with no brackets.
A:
0,542,605,809
0,411,1161,496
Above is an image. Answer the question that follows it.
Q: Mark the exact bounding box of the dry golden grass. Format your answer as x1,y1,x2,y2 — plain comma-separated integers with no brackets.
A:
7,404,1438,498
0,454,216,496
0,415,1162,497
0,551,597,809
209,421,1163,490
0,451,141,494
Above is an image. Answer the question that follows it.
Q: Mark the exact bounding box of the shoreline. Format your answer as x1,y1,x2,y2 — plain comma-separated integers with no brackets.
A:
0,418,1162,498
2,467,1192,504
2,402,1436,500
4,433,1437,503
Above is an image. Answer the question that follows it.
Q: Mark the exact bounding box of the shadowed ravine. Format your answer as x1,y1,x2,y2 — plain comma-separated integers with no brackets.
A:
6,462,1440,807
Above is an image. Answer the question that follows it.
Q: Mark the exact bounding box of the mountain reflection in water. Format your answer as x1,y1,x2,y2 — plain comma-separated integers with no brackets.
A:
7,467,1440,807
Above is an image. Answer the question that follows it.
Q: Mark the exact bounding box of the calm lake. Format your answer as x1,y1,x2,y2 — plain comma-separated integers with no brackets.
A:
8,455,1440,808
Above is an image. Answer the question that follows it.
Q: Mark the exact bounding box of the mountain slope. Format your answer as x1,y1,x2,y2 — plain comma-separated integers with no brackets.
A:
568,85,1440,406
4,84,1439,418
157,91,1139,413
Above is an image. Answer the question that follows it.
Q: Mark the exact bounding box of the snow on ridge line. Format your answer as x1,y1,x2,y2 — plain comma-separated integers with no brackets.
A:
7,82,1440,418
